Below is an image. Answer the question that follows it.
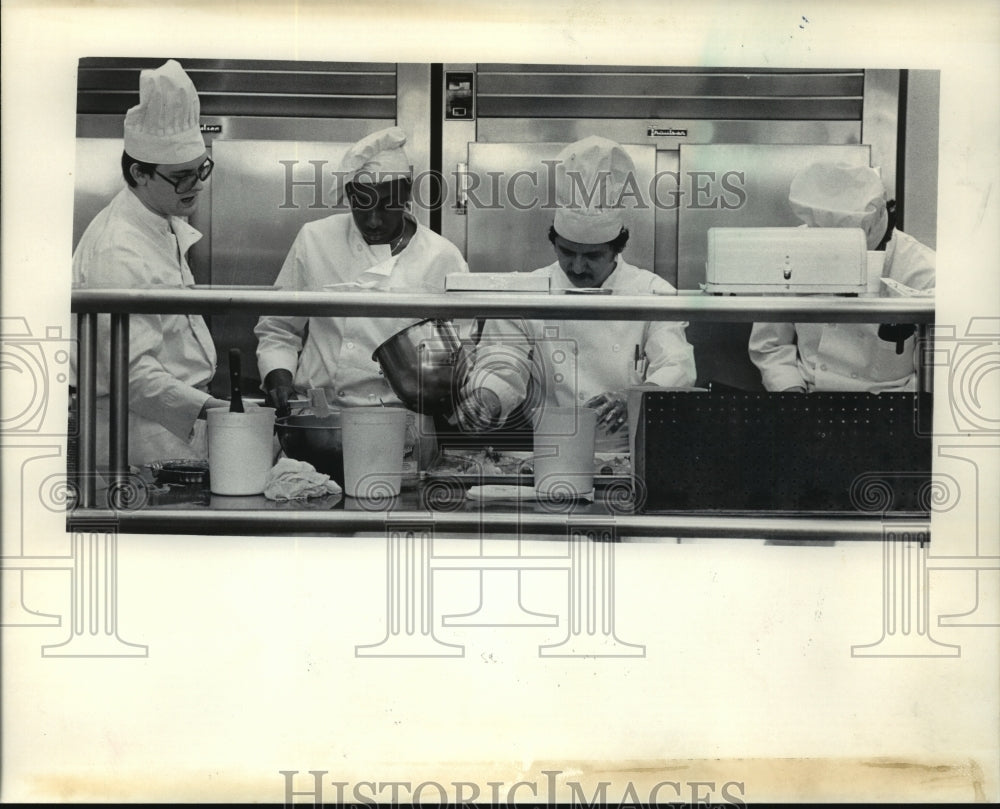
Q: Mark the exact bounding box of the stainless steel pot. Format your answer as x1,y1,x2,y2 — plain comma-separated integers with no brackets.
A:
373,319,465,417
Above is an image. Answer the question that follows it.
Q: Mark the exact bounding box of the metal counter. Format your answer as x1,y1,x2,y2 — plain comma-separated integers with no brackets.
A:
68,506,913,542
68,468,914,540
70,288,935,539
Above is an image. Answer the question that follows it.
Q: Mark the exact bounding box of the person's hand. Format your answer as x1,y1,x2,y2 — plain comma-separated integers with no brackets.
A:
585,390,629,434
456,388,502,432
197,397,229,419
264,369,295,418
782,385,807,393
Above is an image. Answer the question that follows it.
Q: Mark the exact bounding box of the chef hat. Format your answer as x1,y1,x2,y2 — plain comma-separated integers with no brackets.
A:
788,161,889,250
552,136,634,244
339,126,412,185
123,60,205,165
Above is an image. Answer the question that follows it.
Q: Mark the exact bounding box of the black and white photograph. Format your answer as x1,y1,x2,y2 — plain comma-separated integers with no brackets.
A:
2,0,998,804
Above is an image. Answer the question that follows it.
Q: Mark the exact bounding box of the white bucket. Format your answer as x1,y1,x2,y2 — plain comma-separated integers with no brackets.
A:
341,406,409,498
533,406,597,498
207,407,276,495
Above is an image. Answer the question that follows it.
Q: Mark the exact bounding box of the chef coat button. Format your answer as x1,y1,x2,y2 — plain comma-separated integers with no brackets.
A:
820,364,828,371
612,344,620,352
346,342,354,349
338,391,346,397
851,372,858,379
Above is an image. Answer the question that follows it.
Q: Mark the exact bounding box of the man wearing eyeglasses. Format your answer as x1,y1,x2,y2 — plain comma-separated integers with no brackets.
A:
72,59,226,467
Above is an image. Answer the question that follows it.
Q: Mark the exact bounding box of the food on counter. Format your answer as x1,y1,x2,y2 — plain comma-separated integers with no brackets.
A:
426,447,630,478
429,447,532,476
148,459,209,485
596,456,630,476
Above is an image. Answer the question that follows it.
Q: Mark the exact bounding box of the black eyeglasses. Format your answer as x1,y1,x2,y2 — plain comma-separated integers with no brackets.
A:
155,156,214,194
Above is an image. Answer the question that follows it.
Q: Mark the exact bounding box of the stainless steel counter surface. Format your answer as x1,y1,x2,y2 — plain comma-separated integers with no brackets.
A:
66,471,925,541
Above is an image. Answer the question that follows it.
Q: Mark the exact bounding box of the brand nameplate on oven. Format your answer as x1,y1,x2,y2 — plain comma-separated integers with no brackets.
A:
647,127,688,137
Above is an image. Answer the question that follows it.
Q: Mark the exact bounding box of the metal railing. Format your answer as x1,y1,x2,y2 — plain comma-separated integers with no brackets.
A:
71,288,935,538
72,287,935,322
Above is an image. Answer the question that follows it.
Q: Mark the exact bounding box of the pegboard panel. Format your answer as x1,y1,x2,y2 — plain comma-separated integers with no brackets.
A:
634,390,932,514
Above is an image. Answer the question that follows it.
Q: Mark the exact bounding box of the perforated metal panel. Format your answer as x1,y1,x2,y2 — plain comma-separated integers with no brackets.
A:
634,389,932,514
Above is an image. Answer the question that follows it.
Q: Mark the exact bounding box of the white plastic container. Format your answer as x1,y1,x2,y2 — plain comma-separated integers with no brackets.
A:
533,406,597,499
207,407,276,495
340,406,409,498
704,227,868,294
445,272,551,292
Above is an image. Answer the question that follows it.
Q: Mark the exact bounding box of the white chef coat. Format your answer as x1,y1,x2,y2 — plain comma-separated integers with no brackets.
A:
71,187,217,466
467,259,697,450
255,213,469,406
748,229,936,393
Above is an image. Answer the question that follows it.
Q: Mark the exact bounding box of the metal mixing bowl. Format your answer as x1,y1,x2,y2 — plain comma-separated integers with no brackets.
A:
274,412,344,485
373,318,465,416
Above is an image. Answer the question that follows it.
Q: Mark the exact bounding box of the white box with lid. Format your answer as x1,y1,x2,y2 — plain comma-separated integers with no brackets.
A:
446,273,551,293
704,227,868,294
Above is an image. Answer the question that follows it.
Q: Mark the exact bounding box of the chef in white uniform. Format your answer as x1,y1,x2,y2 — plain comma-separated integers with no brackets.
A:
749,161,936,393
459,136,697,450
255,127,469,415
72,60,225,467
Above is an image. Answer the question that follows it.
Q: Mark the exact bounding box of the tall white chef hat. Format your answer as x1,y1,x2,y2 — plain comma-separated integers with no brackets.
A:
123,60,205,165
552,136,634,244
788,161,889,250
341,126,412,183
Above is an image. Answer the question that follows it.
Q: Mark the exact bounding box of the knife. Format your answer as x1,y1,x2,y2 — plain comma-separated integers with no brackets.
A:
229,348,245,413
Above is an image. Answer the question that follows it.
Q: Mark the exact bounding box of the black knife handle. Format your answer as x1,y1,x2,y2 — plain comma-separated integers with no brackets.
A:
229,348,245,412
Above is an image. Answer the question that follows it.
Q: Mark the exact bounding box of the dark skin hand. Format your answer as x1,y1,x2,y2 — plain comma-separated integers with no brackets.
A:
264,368,295,418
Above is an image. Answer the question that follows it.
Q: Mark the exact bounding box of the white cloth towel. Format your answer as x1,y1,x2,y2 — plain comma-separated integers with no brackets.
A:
263,458,342,501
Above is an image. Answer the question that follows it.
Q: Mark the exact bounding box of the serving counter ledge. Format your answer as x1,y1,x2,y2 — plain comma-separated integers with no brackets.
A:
72,287,935,323
69,287,935,541
66,478,912,541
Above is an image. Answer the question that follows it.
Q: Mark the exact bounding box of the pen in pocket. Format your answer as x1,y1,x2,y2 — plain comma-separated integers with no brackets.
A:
633,344,648,376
